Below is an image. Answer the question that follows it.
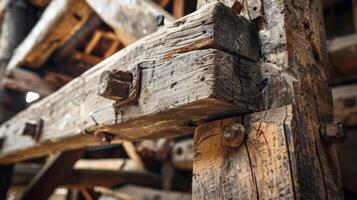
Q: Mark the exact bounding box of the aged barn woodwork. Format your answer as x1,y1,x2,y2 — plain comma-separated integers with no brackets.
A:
0,0,352,199
191,0,344,199
0,2,260,163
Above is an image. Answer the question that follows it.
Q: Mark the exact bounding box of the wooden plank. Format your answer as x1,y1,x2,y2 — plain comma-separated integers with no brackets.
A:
99,185,191,200
332,83,357,127
19,149,84,200
28,0,51,7
328,33,357,78
4,68,57,96
65,169,161,188
193,105,294,199
5,0,93,71
0,2,260,164
85,0,175,46
173,0,185,18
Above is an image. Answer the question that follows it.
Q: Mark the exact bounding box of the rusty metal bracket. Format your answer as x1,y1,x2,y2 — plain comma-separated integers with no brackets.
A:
22,118,44,142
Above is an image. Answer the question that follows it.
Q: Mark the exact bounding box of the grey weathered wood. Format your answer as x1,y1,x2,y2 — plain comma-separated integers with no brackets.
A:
85,0,175,46
3,68,56,96
192,0,344,199
0,2,260,164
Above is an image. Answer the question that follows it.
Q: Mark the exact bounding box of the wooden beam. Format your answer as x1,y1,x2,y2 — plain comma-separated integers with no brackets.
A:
27,0,51,7
19,149,84,200
64,169,162,188
332,83,357,127
328,33,357,78
0,2,260,164
3,68,57,96
85,0,175,46
193,0,343,199
98,185,192,200
173,0,185,18
5,0,93,71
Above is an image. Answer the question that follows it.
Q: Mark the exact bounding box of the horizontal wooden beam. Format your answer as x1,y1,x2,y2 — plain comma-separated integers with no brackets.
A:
85,0,175,46
99,185,191,200
3,68,57,96
328,33,357,78
332,83,357,127
6,0,93,71
65,169,162,188
0,2,260,164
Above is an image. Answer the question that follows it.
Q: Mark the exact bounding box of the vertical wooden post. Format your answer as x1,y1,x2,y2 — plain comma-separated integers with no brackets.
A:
193,0,343,199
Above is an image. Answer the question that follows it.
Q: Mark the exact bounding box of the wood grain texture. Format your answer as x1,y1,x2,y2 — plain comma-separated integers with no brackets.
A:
195,0,343,199
100,185,191,200
0,2,261,164
193,105,294,200
252,0,343,198
5,0,93,71
332,83,357,127
85,0,175,46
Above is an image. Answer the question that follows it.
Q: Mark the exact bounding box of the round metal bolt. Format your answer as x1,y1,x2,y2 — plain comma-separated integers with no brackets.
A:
94,131,115,143
221,122,245,148
155,15,165,26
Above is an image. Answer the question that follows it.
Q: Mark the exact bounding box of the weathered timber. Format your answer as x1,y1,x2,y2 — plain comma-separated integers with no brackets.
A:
65,169,162,188
85,0,175,46
194,0,344,199
27,0,51,7
99,185,192,200
3,68,56,96
328,33,357,78
193,106,294,199
5,0,93,71
0,2,261,164
332,83,357,127
19,149,84,200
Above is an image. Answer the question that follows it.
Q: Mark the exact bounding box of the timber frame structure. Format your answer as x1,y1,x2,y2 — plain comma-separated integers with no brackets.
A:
0,0,346,199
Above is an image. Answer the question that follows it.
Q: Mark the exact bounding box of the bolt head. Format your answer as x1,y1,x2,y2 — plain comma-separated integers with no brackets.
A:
97,70,131,101
155,15,165,26
221,122,245,148
320,121,345,144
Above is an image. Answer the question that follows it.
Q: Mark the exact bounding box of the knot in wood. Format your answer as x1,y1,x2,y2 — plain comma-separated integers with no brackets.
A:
320,121,345,144
221,122,245,148
97,70,133,101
